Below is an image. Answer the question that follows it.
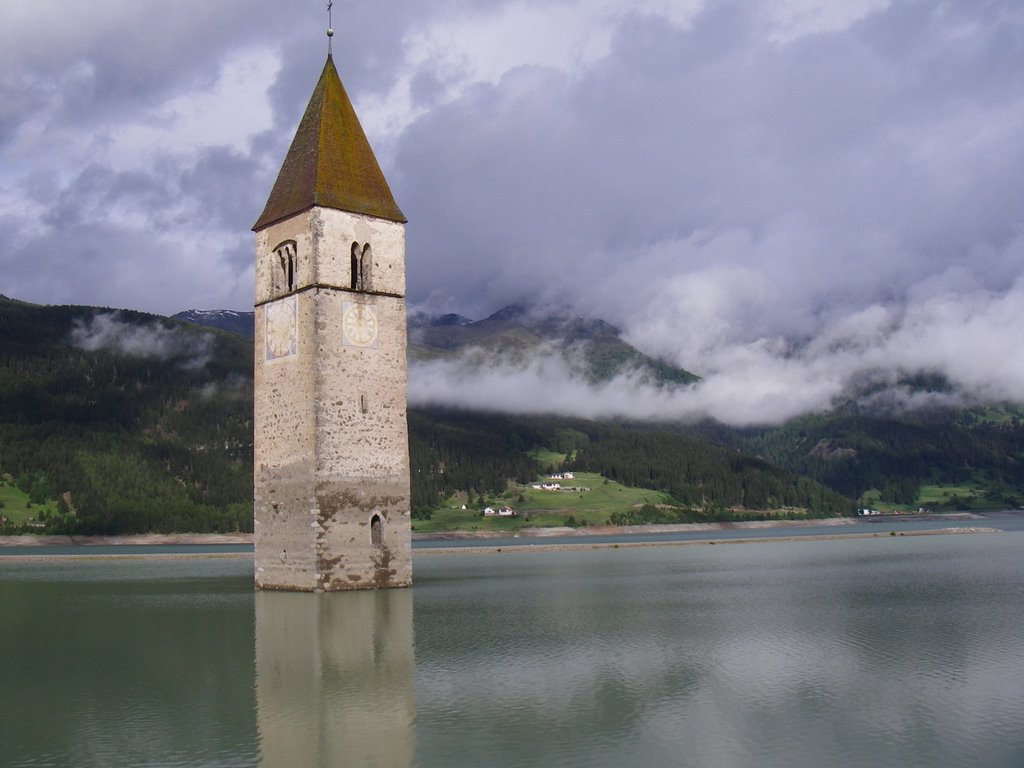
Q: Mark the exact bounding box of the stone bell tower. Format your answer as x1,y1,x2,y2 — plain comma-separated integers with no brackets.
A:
252,53,411,591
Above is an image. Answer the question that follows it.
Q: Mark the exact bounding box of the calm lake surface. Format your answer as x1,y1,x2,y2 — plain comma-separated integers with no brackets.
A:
2,528,1023,767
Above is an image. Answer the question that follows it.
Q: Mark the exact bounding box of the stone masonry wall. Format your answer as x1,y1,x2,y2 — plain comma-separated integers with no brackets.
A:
254,208,411,591
254,289,319,590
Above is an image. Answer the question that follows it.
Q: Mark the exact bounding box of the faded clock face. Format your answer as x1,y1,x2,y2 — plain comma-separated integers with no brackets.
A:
265,297,296,360
343,302,378,347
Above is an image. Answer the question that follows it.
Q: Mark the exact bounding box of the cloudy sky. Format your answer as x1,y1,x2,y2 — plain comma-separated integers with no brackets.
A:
3,0,1023,423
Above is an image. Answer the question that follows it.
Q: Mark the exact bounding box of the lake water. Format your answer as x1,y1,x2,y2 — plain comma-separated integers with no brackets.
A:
2,529,1023,767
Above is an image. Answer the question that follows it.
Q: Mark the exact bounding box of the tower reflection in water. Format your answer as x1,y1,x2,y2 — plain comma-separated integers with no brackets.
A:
255,589,415,767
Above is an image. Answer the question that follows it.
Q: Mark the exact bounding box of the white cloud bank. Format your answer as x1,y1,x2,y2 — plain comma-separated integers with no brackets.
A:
410,279,1024,426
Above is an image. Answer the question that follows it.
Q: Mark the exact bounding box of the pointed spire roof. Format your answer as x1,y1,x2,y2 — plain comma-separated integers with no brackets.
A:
253,56,405,231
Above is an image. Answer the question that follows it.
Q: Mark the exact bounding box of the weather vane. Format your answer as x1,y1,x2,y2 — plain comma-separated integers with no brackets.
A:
327,1,335,55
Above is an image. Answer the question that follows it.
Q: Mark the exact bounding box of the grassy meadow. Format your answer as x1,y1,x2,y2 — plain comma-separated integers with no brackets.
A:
0,479,60,527
858,481,1016,513
411,472,671,533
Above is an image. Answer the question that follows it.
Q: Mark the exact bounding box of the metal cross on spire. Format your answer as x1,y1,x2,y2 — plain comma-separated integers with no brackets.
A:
327,1,335,56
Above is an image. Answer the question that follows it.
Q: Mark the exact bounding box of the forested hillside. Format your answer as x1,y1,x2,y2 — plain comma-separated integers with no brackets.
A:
567,428,851,515
0,297,253,533
684,410,1024,508
408,409,543,516
407,410,851,518
4,296,1024,534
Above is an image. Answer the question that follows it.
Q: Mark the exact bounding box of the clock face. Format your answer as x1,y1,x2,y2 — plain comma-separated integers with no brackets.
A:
342,302,378,348
265,296,296,361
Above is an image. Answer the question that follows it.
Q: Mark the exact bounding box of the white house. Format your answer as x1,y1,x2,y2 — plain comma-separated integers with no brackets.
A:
482,507,517,517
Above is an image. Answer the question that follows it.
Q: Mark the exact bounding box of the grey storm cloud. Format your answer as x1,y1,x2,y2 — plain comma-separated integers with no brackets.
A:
2,0,1023,423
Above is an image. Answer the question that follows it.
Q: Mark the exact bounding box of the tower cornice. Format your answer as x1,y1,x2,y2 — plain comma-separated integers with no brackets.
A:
254,284,404,309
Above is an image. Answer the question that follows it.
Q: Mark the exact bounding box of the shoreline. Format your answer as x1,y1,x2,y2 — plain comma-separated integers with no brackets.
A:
412,516,859,541
415,527,1002,556
0,528,1002,563
0,533,255,548
410,515,982,541
0,521,1003,562
0,512,991,550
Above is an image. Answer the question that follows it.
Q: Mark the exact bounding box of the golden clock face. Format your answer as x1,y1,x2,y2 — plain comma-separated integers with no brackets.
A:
265,297,296,360
342,302,378,347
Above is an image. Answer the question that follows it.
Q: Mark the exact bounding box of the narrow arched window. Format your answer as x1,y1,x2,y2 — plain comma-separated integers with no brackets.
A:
370,514,383,548
350,242,373,291
273,240,297,293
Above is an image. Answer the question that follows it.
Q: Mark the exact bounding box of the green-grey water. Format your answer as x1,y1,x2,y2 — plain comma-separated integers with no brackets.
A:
2,532,1023,767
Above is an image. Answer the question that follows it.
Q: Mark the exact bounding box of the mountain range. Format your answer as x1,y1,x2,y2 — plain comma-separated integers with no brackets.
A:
171,309,254,339
1,294,1022,535
173,303,700,386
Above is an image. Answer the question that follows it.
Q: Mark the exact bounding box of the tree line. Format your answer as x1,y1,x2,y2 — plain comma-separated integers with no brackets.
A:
687,409,1024,504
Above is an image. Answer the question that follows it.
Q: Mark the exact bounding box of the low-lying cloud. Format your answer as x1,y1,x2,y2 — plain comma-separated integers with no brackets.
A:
70,313,214,370
409,280,1024,426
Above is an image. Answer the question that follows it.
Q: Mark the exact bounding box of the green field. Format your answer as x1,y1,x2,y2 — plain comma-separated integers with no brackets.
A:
411,472,671,532
0,481,59,528
916,483,1010,510
859,482,1011,513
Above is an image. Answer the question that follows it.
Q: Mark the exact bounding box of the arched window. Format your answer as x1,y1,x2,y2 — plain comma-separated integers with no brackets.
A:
273,240,297,293
350,242,373,291
370,514,383,548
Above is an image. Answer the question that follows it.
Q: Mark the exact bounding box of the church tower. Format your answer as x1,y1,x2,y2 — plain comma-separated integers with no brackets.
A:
252,53,411,591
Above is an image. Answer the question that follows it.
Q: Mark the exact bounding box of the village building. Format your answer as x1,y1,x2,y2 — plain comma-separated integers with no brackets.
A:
482,507,517,517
